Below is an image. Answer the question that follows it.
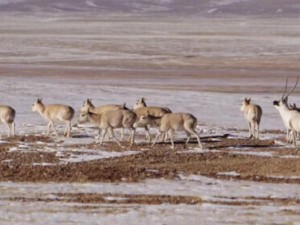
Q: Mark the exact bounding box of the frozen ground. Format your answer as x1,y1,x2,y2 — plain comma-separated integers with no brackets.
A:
1,15,300,99
0,14,300,225
0,74,298,224
0,75,295,132
0,175,299,225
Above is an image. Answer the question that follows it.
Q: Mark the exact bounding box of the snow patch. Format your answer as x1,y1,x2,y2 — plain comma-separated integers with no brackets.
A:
217,171,240,176
59,150,139,163
211,0,248,7
207,8,218,14
0,175,299,224
86,0,98,7
229,150,273,157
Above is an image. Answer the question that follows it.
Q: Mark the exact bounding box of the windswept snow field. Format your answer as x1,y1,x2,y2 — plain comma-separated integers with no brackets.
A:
0,14,300,224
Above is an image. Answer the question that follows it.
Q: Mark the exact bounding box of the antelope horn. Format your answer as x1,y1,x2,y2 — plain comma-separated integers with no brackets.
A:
285,76,299,99
281,77,288,100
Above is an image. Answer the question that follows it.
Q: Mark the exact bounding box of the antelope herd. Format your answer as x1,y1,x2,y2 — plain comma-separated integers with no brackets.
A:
1,78,300,149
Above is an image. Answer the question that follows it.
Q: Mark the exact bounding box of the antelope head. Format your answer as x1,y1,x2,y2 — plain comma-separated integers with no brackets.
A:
273,77,299,110
240,98,251,111
32,98,43,112
78,111,89,123
81,98,93,112
133,97,147,110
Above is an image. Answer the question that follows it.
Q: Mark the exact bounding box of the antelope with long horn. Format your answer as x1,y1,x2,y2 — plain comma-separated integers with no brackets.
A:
240,98,263,139
273,77,300,145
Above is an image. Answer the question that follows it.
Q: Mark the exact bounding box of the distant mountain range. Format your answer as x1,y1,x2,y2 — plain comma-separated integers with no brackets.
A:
0,0,300,17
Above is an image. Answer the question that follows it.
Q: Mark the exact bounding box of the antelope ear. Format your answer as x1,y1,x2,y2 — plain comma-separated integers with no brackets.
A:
38,98,42,103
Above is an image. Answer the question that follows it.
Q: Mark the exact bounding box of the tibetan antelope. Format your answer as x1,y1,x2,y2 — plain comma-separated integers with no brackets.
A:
273,77,300,146
0,105,15,137
32,98,74,137
240,98,262,139
133,97,172,142
80,99,127,139
135,112,202,150
78,109,137,147
81,99,124,114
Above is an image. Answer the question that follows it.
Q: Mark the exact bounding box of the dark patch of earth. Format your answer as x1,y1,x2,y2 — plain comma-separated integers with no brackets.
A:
0,135,299,184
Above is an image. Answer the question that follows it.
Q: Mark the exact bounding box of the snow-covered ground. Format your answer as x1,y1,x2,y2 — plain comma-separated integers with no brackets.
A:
0,175,299,225
0,75,291,133
0,74,298,224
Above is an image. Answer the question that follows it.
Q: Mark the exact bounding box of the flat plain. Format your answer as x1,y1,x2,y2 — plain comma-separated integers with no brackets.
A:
0,12,300,224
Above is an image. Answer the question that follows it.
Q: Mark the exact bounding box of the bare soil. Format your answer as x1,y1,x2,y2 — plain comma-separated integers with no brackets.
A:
0,135,299,184
7,193,203,205
5,190,300,208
